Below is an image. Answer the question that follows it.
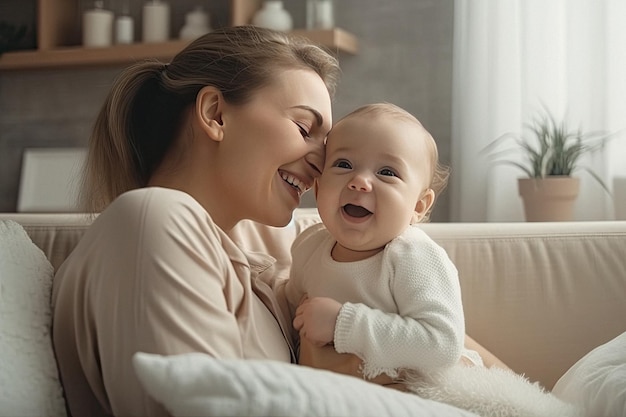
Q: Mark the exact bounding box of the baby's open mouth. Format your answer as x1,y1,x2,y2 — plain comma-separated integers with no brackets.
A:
343,204,372,218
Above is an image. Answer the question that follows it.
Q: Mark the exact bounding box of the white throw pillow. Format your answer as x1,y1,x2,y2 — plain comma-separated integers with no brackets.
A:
133,352,478,417
552,331,626,417
0,220,67,417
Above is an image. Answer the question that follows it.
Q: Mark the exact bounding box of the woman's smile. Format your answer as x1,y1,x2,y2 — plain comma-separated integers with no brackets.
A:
280,170,309,196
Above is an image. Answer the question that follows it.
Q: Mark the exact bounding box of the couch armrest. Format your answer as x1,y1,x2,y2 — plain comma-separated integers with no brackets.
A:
0,213,93,271
421,221,626,389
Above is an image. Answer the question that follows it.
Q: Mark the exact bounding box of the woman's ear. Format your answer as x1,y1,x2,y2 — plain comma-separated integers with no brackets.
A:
196,86,225,142
412,188,435,223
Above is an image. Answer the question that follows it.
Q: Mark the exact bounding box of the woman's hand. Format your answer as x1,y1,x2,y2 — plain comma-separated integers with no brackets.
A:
298,338,404,389
293,296,341,346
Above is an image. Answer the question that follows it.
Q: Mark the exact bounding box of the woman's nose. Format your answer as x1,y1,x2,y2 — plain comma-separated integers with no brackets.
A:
348,173,372,192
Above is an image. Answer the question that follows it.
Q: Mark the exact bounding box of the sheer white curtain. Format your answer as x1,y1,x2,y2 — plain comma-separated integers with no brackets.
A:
450,0,626,222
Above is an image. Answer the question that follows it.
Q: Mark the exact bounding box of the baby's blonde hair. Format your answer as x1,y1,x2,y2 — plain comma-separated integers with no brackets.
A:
336,102,450,221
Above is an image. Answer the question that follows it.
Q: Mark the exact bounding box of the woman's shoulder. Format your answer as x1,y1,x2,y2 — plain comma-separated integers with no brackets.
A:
107,187,203,217
96,187,218,239
113,187,202,211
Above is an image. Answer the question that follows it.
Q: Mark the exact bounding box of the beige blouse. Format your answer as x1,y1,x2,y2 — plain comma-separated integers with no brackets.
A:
52,188,294,417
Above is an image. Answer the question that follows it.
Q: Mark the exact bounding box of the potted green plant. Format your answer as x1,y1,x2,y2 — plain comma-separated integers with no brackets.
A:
483,109,611,221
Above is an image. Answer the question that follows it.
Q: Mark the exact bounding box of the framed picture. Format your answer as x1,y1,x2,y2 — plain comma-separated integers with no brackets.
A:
17,148,87,212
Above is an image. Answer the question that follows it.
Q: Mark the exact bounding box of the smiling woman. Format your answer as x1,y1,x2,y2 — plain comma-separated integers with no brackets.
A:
51,26,340,417
152,68,332,229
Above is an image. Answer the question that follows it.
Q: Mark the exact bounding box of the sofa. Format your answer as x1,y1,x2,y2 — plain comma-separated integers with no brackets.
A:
1,209,625,416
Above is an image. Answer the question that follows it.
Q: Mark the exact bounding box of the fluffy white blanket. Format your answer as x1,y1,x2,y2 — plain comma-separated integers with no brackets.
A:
406,364,582,417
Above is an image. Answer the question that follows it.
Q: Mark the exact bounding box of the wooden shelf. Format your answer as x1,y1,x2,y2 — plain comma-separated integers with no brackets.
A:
0,28,358,71
1,0,358,71
0,40,189,70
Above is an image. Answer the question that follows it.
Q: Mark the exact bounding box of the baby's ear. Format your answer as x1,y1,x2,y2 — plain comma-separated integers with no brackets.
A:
413,189,435,223
196,86,224,142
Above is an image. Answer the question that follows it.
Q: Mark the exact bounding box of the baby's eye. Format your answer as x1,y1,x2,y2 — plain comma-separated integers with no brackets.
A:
378,168,397,177
333,159,352,169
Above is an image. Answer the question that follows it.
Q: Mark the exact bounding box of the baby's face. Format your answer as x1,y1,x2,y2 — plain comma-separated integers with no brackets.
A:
316,114,433,253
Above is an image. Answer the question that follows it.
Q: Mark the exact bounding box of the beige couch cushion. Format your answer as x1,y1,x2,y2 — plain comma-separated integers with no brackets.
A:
2,211,625,391
420,221,626,389
0,213,94,272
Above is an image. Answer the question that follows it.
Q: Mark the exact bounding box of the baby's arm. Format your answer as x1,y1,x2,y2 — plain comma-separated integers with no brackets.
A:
334,232,465,378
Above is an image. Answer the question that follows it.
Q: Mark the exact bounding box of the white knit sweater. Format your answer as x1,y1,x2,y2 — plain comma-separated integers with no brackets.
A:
285,223,465,379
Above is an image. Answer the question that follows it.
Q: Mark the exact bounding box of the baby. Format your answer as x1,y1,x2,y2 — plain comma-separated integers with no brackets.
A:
285,102,480,382
283,103,581,417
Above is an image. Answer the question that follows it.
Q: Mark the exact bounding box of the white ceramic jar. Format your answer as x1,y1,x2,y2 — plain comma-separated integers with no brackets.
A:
252,1,293,31
142,0,170,43
306,0,334,29
179,6,211,40
115,15,134,44
82,0,114,47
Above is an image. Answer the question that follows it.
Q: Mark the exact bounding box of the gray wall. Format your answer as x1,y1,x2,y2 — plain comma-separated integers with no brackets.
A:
0,0,453,221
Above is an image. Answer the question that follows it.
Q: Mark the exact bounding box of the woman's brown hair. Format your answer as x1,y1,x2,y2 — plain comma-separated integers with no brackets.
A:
82,26,340,212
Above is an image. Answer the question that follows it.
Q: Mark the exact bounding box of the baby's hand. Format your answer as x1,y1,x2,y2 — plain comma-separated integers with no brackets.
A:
293,297,341,346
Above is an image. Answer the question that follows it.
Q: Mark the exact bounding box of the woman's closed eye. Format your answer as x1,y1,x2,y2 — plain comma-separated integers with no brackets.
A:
295,122,311,139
